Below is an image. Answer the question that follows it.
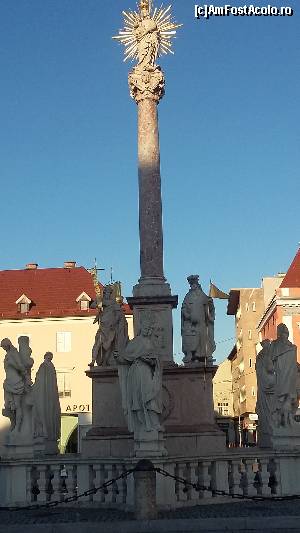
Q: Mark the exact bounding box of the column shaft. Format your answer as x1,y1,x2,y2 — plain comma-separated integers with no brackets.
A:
138,99,164,281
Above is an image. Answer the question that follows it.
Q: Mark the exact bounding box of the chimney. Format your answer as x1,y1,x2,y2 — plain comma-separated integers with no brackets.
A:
64,261,76,269
26,263,38,270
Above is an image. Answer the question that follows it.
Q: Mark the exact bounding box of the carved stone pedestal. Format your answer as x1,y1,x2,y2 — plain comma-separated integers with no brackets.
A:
81,364,225,458
127,294,178,364
271,424,300,450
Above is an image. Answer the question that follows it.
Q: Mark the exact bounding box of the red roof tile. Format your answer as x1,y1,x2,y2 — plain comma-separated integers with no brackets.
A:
0,267,100,319
280,249,300,288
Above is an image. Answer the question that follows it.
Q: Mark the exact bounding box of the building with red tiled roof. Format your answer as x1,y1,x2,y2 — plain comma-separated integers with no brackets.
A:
0,262,133,454
258,248,300,357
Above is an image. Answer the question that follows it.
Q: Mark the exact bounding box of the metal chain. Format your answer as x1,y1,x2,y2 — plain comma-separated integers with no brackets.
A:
2,463,300,513
155,467,300,502
0,468,134,512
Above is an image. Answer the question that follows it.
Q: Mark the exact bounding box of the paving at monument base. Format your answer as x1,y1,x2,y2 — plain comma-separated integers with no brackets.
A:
2,500,300,532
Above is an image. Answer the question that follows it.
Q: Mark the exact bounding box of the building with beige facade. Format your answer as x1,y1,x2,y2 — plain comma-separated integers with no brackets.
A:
0,262,133,453
213,358,233,417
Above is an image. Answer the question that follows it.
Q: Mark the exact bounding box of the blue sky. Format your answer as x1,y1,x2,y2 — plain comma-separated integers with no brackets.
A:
0,0,299,362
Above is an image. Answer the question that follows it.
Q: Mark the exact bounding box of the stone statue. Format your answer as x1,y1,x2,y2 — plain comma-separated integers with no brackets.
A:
271,323,298,427
18,335,34,391
1,338,27,433
255,339,275,446
114,313,163,441
135,0,160,71
113,0,181,103
181,275,216,364
90,285,128,367
33,352,61,453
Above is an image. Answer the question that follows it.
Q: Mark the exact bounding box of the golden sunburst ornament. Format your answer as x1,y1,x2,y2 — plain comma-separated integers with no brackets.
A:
113,0,182,64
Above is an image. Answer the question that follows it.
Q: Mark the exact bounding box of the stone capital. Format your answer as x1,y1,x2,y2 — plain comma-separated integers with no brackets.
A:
129,65,165,104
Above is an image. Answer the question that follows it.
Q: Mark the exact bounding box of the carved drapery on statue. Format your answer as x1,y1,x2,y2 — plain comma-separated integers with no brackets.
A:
255,339,274,446
90,285,129,367
256,324,300,448
33,352,61,449
115,313,163,439
113,0,181,103
271,323,298,427
181,275,216,365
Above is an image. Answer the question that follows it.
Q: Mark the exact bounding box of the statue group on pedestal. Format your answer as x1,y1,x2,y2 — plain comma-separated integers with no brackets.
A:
90,284,164,450
256,323,300,447
181,275,216,365
1,337,61,454
90,285,128,367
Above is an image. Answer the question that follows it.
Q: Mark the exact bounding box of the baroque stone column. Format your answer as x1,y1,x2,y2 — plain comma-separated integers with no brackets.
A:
113,1,181,362
137,97,164,285
127,67,178,362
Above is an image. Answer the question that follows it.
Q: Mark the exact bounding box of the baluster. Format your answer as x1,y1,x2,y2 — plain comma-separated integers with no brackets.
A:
190,461,200,502
26,466,34,503
259,458,272,497
200,461,212,499
178,462,189,501
126,462,134,507
245,459,257,497
174,463,180,502
50,464,61,502
36,465,47,503
230,459,243,497
63,464,74,501
113,464,123,504
93,464,102,503
106,464,113,504
214,460,229,496
76,464,90,503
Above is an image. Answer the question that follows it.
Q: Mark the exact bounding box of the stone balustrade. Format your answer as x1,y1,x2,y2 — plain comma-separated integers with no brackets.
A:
1,450,300,509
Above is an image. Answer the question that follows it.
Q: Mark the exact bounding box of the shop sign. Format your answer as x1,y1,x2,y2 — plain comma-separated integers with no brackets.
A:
249,413,258,421
65,404,90,413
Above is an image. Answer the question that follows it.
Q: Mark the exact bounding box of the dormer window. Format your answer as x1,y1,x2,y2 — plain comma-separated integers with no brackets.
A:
15,294,32,314
76,292,91,311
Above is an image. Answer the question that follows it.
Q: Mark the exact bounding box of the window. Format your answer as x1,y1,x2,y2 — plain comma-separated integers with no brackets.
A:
56,332,72,353
248,329,252,340
76,292,91,311
240,386,246,403
251,386,256,397
57,372,71,398
238,359,244,374
245,303,249,311
249,358,252,368
80,300,89,311
15,294,32,314
252,302,256,312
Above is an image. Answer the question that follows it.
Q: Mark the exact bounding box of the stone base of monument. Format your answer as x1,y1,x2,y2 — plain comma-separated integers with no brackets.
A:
271,423,300,450
134,430,167,458
81,364,225,458
2,437,46,459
